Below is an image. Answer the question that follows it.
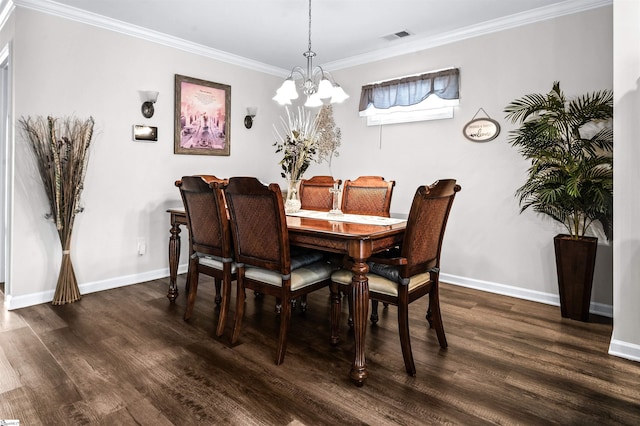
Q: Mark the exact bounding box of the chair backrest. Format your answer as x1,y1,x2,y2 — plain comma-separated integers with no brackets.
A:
223,177,290,273
175,175,232,260
401,179,461,277
341,176,395,217
299,175,342,211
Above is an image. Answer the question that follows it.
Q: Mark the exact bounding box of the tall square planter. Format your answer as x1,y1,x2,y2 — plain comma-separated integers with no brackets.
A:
553,234,598,322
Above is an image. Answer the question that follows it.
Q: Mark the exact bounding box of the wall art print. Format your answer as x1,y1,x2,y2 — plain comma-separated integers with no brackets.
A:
174,74,231,156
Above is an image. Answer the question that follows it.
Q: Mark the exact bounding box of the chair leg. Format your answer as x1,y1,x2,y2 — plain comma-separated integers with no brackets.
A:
329,281,341,345
214,278,222,306
183,261,199,321
370,300,379,324
275,295,292,365
216,275,232,337
397,302,416,376
429,284,448,349
231,277,246,345
300,295,307,312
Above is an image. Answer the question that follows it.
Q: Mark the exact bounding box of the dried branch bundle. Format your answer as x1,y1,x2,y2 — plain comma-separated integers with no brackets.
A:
19,115,95,305
315,104,341,167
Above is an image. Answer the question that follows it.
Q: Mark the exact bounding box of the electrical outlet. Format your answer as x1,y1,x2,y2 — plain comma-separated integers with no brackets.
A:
137,237,146,255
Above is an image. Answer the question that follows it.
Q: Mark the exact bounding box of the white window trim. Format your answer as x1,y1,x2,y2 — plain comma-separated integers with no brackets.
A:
359,96,459,126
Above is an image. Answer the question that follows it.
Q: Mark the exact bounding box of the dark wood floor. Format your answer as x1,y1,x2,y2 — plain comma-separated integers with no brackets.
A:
1,276,639,425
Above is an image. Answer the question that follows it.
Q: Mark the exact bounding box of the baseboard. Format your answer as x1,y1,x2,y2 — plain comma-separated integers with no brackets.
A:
4,266,614,318
441,272,613,318
5,264,188,310
609,339,640,363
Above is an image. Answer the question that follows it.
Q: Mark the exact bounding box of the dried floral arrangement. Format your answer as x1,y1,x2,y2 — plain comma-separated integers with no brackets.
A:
19,116,95,305
273,106,320,181
273,105,341,181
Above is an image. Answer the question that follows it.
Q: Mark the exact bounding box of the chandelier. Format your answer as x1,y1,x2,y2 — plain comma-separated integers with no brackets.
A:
273,0,349,107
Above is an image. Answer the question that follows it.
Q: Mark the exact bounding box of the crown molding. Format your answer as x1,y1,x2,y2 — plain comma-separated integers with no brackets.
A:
0,0,15,30
324,0,612,71
12,0,290,77
11,0,611,75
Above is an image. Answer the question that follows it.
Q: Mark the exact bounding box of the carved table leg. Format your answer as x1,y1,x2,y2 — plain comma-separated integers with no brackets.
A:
168,218,181,302
349,253,370,387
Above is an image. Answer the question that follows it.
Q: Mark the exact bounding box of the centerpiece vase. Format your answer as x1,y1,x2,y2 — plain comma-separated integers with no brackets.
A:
285,179,301,213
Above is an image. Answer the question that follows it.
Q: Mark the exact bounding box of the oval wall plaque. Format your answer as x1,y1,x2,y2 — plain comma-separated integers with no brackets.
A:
463,118,501,142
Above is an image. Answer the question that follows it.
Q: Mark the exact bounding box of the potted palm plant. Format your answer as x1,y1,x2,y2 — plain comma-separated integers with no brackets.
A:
504,82,613,321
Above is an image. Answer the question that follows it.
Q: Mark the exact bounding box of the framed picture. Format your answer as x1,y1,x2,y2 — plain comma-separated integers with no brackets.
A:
133,125,158,142
174,74,231,156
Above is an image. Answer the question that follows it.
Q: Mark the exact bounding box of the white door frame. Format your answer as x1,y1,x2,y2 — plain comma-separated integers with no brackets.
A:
1,42,13,303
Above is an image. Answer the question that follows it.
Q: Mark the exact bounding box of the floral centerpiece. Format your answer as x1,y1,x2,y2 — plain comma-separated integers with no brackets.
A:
273,106,320,212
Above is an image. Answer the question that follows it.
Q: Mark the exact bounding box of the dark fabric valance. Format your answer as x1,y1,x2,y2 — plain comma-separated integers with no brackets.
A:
359,68,460,112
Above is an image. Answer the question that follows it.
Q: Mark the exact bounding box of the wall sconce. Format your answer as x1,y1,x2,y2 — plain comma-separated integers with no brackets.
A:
244,107,257,129
139,90,159,118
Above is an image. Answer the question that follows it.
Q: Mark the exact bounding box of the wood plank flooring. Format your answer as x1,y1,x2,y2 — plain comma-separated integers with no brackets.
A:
1,276,639,425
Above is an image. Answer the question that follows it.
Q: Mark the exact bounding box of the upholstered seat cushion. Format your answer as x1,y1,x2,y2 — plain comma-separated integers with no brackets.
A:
331,269,430,297
367,262,410,285
245,261,334,291
197,253,238,273
290,250,325,270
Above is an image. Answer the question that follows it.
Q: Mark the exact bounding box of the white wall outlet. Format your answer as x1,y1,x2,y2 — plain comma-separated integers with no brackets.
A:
137,237,146,256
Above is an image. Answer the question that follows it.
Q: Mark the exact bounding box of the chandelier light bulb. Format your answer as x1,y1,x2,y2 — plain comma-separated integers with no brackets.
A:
330,84,349,103
304,93,323,108
317,78,334,99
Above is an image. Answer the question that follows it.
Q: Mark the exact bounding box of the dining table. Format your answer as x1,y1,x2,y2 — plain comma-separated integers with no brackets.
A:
166,207,407,386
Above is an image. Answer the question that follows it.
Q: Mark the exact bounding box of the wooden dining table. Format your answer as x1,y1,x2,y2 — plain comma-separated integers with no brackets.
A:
166,207,407,386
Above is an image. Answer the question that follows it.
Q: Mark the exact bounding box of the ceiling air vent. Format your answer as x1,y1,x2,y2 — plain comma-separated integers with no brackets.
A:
382,30,412,41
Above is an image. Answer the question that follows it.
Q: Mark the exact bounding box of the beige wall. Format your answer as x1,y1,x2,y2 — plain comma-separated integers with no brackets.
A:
8,7,285,304
314,7,613,310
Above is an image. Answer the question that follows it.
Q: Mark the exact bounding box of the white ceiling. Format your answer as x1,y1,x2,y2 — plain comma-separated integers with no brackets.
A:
20,0,609,74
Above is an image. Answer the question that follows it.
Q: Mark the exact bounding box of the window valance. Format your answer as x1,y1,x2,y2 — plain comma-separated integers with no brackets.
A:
359,68,460,112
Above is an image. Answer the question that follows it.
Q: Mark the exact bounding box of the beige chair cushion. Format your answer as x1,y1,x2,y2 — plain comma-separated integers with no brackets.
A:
199,255,238,273
331,269,431,297
245,261,334,291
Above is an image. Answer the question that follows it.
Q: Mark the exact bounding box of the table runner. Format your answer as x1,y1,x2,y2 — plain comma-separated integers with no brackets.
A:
286,209,406,225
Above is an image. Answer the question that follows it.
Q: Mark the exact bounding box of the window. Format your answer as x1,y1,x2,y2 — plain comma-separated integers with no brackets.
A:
359,68,460,126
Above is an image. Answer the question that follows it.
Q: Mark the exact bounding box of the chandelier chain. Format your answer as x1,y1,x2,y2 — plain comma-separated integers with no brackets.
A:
308,0,312,53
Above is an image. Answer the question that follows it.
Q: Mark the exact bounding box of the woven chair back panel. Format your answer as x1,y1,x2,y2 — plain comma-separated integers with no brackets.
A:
231,194,282,264
404,196,450,267
342,187,390,216
184,191,224,252
300,186,333,211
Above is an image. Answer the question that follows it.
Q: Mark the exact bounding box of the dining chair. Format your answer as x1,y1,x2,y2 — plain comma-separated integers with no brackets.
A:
331,179,461,376
341,175,395,217
299,175,342,211
339,175,396,323
222,177,339,365
176,175,237,337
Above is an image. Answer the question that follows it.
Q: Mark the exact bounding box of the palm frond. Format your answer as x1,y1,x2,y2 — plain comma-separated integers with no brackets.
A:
504,82,613,239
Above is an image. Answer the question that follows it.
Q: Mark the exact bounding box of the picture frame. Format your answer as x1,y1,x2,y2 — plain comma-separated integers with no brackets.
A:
133,124,158,142
174,74,231,156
